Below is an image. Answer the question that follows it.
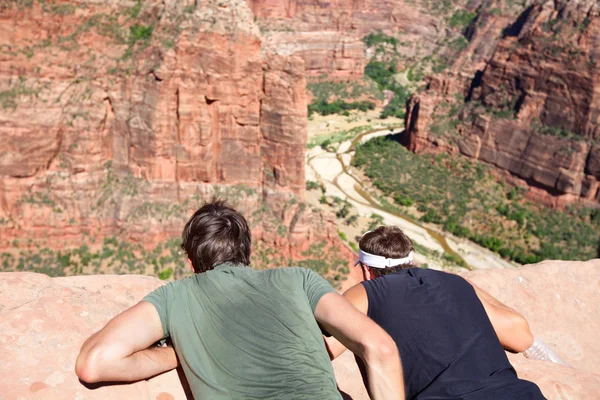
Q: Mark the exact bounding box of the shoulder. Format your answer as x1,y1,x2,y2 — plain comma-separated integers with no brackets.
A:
343,283,368,314
264,266,312,279
150,274,198,297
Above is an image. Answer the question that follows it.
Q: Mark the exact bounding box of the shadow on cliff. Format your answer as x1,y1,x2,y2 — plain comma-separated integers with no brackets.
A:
389,131,411,149
502,5,535,37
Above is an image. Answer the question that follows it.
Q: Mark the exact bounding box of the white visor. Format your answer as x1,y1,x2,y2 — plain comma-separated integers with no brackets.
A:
354,250,414,269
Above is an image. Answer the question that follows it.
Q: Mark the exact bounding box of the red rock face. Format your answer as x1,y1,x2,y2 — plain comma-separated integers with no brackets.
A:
0,0,354,270
405,0,600,205
246,0,439,79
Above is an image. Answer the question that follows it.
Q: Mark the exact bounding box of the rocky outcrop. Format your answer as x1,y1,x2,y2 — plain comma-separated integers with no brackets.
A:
405,0,600,205
0,272,189,400
0,0,354,271
246,0,440,79
2,260,599,399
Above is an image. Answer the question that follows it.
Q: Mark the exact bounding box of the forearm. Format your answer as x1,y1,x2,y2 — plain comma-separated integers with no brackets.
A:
467,279,533,352
78,345,179,383
361,346,405,400
323,336,347,360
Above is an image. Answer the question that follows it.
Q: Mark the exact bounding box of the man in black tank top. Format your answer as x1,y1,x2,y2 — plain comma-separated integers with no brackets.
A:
326,226,546,399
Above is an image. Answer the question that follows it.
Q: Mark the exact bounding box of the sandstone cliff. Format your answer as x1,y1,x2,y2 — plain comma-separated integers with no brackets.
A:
1,260,599,399
245,0,444,79
405,0,600,205
0,0,354,276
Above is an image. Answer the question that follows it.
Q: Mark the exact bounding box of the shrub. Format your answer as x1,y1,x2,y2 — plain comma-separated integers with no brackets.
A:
352,135,600,264
421,209,443,224
394,194,414,207
306,180,320,191
128,24,153,45
442,252,467,268
363,32,399,50
158,267,173,280
368,213,385,231
447,9,476,30
308,99,375,116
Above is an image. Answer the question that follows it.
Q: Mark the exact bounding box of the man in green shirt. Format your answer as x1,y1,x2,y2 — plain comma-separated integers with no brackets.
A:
76,200,403,399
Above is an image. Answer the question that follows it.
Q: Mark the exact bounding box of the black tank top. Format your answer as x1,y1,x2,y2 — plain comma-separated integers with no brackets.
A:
356,268,545,399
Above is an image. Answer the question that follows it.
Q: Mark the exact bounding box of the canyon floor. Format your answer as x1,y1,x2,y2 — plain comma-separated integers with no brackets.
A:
305,111,517,272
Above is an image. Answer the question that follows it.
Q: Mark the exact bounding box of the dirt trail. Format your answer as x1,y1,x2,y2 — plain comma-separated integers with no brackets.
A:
307,129,517,271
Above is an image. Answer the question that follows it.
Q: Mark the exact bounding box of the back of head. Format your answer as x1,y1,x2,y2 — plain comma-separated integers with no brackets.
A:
358,226,414,277
181,199,251,273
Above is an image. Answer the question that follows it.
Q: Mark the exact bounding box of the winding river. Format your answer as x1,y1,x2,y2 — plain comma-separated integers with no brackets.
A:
307,127,516,271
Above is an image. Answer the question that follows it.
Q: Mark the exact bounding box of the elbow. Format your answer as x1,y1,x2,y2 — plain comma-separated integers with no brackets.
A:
75,349,102,383
362,334,399,366
510,315,534,353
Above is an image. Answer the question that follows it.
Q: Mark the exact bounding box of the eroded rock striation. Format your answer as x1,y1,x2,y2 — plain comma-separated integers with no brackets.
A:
405,0,600,205
0,0,354,273
1,259,599,399
246,0,441,79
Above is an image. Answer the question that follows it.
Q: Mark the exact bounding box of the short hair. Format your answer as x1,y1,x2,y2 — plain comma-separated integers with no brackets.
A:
358,226,414,278
181,199,251,273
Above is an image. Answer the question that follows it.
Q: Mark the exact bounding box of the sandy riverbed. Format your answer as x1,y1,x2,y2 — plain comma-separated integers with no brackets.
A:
306,126,517,271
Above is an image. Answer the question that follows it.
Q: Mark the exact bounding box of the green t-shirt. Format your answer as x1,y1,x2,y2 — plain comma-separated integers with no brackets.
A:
143,263,341,400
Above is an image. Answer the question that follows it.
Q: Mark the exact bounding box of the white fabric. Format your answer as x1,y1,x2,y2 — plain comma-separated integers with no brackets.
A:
354,250,414,269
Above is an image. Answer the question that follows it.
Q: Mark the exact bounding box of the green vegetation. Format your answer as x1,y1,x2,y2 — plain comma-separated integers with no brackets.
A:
0,77,42,110
129,24,154,45
447,9,476,31
306,77,383,116
362,32,399,54
0,236,188,278
308,125,374,150
532,123,581,140
126,1,143,19
448,36,469,52
308,77,383,102
352,136,600,264
367,213,385,231
308,99,375,116
365,61,398,90
442,252,467,268
365,60,412,119
6,0,34,9
306,180,323,191
296,241,350,288
43,2,77,15
318,195,360,231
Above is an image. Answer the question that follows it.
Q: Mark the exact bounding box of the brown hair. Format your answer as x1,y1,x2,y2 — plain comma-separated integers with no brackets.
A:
181,199,251,273
358,226,414,278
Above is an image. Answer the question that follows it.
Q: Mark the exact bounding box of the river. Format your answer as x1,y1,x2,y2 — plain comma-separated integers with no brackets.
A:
306,127,517,271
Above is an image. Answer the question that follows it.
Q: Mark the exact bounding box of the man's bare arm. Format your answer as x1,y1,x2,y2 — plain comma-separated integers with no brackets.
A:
467,279,534,353
75,302,179,383
315,292,404,400
323,283,368,360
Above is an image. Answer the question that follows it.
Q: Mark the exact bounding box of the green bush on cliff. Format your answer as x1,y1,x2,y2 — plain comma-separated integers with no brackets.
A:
129,24,154,45
364,60,412,119
447,9,476,30
308,99,375,116
365,60,397,90
363,32,399,53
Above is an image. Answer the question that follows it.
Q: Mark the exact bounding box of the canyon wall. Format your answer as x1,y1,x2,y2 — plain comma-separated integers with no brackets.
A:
245,0,441,79
0,0,354,274
405,0,600,205
2,259,599,399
